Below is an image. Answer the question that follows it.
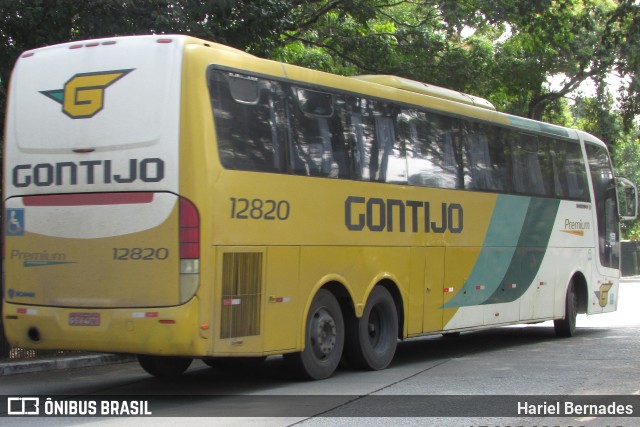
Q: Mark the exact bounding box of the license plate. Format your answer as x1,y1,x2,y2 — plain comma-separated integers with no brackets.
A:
69,312,100,326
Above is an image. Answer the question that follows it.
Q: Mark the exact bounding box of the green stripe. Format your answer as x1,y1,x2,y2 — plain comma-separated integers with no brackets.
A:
443,195,529,308
483,197,559,304
443,196,560,309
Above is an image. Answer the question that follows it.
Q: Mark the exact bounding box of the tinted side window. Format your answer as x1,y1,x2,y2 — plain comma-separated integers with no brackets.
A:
348,98,406,184
464,123,509,192
403,110,461,189
288,88,358,179
552,140,590,200
209,70,285,173
510,133,549,196
209,68,591,204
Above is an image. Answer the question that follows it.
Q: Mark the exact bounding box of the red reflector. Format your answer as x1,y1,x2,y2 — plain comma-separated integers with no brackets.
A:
23,193,154,206
69,44,83,49
179,199,198,226
22,52,35,58
179,198,200,259
180,243,199,259
180,228,199,243
86,42,99,47
157,38,173,44
102,41,116,46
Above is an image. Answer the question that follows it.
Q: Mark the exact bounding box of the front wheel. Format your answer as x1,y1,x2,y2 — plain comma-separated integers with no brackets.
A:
286,289,344,380
137,355,192,378
344,286,398,370
554,281,578,337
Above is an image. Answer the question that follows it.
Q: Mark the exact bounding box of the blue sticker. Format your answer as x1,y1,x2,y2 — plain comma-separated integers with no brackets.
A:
6,209,25,236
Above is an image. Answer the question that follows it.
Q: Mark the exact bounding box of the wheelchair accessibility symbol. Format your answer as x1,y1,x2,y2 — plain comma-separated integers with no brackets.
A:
6,209,25,236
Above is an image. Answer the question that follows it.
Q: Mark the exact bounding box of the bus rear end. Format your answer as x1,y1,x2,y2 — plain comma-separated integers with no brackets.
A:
2,36,201,358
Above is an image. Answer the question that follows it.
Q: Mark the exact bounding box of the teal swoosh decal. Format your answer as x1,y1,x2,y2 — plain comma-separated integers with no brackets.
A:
40,89,65,104
443,196,560,309
443,195,529,308
24,261,77,267
483,197,560,304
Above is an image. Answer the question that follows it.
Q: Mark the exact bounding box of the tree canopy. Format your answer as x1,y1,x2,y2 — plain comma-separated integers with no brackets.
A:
1,0,639,143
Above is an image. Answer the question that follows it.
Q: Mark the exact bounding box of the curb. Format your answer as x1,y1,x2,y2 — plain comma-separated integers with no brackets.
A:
0,353,136,376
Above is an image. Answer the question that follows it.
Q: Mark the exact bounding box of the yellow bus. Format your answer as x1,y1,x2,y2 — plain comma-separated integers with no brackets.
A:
3,35,637,379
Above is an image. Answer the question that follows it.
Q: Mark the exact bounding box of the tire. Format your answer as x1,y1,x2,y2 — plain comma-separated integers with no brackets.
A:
344,286,398,370
137,355,192,378
286,289,344,380
554,281,578,337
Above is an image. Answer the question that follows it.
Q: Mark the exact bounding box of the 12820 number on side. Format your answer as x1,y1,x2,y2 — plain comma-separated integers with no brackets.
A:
230,198,290,220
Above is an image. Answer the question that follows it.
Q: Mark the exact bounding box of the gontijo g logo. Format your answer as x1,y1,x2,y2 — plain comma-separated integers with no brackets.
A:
40,69,134,119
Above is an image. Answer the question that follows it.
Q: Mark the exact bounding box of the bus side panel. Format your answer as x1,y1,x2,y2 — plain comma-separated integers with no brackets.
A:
263,246,301,352
407,247,427,336
442,247,485,330
546,199,596,316
420,247,446,334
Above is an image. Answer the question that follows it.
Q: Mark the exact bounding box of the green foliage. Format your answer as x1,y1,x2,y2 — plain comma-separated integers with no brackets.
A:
267,0,640,136
2,0,640,131
0,0,292,122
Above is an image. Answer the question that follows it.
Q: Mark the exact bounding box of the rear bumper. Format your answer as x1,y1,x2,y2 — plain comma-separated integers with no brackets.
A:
2,298,206,357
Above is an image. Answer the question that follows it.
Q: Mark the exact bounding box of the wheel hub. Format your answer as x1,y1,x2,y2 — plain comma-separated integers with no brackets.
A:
311,308,337,359
367,307,382,347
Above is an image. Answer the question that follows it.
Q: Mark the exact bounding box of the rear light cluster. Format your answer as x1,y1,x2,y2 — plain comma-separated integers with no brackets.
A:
179,198,199,259
179,198,200,303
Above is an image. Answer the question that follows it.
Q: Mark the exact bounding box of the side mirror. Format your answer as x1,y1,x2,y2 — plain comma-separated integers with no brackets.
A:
617,177,638,221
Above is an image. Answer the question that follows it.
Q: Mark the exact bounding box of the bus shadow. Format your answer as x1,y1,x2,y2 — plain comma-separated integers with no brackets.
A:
117,324,611,396
392,324,609,365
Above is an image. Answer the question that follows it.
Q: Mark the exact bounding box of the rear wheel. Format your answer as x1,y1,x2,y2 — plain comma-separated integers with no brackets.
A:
554,281,578,337
286,289,344,380
137,355,192,378
344,286,398,370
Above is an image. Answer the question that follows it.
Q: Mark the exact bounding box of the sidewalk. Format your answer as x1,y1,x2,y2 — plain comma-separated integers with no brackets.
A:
0,353,135,376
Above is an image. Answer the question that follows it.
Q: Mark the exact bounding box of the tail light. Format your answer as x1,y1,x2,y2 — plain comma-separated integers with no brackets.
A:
180,198,199,259
179,198,199,303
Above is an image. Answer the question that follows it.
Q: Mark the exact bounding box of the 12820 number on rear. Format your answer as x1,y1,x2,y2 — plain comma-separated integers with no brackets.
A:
112,247,170,261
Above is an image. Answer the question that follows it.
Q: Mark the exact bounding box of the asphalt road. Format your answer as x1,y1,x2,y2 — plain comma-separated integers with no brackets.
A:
2,280,639,427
